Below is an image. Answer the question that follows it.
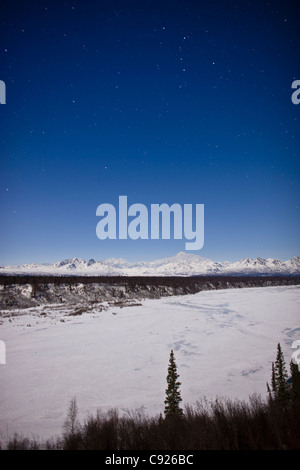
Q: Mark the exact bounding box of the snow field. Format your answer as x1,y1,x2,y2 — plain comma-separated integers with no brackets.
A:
0,285,299,441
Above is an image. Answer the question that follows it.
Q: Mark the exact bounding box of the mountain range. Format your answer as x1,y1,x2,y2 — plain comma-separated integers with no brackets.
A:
1,252,300,276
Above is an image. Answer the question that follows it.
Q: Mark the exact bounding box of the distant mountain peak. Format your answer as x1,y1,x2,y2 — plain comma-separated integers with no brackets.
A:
0,252,299,276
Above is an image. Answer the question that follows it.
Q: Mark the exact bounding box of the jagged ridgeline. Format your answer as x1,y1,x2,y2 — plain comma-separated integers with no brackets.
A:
1,253,300,276
0,275,299,310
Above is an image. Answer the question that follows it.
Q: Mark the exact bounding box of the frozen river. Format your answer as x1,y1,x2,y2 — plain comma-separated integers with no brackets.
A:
0,285,299,441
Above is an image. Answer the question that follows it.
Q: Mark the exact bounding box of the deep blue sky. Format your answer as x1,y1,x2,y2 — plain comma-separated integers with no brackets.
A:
0,0,299,264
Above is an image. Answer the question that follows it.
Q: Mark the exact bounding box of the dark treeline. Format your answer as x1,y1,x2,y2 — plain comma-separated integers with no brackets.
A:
4,396,300,450
1,274,300,291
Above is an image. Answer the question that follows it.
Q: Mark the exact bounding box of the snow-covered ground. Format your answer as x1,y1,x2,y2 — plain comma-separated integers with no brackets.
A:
0,285,299,442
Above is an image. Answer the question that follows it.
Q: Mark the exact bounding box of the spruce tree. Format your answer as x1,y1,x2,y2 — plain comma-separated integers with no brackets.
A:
267,343,290,408
164,349,183,416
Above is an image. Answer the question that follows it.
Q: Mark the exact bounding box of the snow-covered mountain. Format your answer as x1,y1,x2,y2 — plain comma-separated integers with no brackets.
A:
1,252,300,276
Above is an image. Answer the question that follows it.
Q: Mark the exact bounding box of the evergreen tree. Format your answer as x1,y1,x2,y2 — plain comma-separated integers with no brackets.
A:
271,362,277,395
267,343,290,408
164,349,183,416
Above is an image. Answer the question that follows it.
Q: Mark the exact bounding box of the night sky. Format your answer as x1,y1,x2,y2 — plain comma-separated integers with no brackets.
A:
1,0,299,264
